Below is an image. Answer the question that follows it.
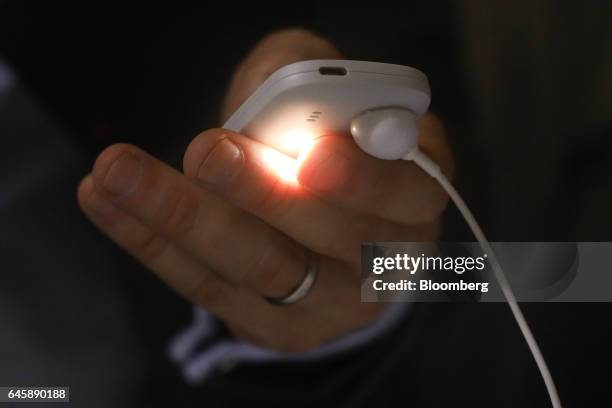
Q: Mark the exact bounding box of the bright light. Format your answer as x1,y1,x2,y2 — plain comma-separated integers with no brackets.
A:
261,148,299,185
296,136,318,167
277,128,315,157
260,127,320,184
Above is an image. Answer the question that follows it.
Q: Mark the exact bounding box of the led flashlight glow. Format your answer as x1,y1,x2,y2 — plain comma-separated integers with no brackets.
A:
277,128,315,157
261,148,300,184
260,129,318,185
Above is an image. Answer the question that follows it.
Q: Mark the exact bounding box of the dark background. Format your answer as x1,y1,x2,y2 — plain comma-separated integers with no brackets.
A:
0,1,610,407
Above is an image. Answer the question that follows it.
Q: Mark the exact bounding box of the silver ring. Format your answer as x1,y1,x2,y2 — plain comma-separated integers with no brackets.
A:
264,250,319,306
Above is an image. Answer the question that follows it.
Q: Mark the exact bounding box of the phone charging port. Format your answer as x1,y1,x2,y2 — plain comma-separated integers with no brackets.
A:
318,66,347,76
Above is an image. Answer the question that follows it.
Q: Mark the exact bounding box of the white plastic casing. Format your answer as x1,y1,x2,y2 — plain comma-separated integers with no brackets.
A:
223,60,430,158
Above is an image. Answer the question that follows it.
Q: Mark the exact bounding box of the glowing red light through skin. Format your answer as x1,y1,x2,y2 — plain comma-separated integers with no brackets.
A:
261,148,300,185
260,130,318,185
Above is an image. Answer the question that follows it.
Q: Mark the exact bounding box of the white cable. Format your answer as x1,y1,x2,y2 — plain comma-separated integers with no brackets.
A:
407,149,562,408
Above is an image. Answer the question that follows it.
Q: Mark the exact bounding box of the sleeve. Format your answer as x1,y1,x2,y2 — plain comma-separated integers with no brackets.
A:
168,302,412,384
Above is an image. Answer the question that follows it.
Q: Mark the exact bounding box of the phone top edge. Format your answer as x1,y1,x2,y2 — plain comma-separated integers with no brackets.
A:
267,59,429,84
223,60,430,133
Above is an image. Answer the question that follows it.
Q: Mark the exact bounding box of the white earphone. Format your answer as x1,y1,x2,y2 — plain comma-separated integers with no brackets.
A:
350,107,562,408
350,108,420,160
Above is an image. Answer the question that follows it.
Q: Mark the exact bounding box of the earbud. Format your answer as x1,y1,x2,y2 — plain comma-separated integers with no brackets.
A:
350,108,420,160
351,106,562,408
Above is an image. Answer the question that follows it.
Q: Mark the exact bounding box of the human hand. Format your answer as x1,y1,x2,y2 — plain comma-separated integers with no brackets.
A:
78,28,453,352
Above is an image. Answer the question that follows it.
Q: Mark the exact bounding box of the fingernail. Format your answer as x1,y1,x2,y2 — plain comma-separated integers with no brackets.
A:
197,138,243,185
86,191,115,215
103,153,143,196
301,151,351,191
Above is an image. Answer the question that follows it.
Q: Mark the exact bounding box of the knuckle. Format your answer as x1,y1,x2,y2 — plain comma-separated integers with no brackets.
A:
190,279,230,311
160,192,199,237
247,176,293,217
248,239,289,295
132,232,168,262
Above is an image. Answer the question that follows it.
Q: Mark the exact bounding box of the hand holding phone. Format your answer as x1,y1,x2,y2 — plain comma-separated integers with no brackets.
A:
78,28,452,354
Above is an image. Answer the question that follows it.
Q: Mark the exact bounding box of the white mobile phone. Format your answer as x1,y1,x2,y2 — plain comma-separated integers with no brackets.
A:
223,60,431,158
